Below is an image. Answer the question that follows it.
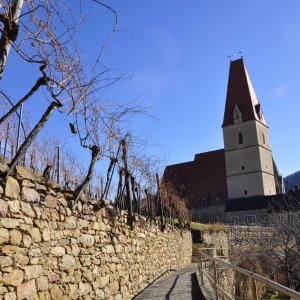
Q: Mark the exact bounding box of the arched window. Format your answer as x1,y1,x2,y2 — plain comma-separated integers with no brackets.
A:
262,132,265,144
238,132,244,144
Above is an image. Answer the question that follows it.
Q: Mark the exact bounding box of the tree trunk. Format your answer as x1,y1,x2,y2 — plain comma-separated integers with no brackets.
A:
130,175,137,213
144,188,150,221
6,101,62,178
121,139,133,228
0,76,48,125
72,145,100,208
0,0,24,79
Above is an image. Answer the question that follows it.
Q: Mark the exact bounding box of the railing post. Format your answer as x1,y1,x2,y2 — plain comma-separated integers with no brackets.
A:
213,260,218,300
251,278,259,300
199,252,204,285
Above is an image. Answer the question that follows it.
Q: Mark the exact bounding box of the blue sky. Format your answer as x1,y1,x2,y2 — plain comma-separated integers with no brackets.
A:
2,0,300,177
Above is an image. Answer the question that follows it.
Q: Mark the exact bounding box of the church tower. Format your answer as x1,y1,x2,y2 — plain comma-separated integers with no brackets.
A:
222,58,276,199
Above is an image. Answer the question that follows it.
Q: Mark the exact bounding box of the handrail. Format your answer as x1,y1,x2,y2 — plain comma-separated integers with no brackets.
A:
198,248,300,300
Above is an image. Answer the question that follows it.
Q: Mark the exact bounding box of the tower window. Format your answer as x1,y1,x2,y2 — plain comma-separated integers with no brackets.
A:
238,132,244,144
244,190,248,195
262,132,265,144
242,165,245,170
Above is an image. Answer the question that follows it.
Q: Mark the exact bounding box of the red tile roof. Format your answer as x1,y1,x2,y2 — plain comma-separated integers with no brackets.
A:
222,58,262,127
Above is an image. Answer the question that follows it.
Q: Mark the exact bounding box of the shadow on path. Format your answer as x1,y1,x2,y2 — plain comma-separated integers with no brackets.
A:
165,274,179,300
191,272,205,300
133,264,205,300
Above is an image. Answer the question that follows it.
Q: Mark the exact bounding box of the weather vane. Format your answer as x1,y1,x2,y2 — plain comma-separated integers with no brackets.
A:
227,51,243,61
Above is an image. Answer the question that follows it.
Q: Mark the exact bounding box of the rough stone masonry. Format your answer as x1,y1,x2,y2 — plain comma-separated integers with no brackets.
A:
0,161,192,300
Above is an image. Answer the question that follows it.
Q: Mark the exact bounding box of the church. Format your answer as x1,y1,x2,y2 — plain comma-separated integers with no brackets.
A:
163,58,285,222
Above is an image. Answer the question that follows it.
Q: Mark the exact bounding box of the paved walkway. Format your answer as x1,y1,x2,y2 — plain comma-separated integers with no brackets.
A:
133,264,206,300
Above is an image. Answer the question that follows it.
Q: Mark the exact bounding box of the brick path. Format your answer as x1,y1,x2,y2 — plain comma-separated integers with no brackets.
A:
133,264,206,300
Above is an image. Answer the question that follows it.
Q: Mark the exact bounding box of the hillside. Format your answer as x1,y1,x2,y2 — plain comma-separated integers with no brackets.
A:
284,171,300,191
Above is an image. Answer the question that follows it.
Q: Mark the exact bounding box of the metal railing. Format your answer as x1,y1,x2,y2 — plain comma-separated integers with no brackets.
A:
198,248,300,300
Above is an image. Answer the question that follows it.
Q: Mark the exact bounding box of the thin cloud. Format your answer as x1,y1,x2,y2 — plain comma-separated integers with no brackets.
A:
270,84,291,99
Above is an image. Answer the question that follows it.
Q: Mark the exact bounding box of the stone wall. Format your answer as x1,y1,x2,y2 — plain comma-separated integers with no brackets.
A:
0,162,192,300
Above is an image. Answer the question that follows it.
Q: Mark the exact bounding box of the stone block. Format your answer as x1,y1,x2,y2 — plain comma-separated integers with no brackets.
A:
30,227,41,243
22,234,32,247
22,179,35,188
45,195,57,208
20,201,35,217
2,245,18,254
65,216,77,229
59,254,76,271
2,270,24,286
5,177,20,199
8,200,20,213
115,245,123,253
36,183,47,192
0,218,20,229
16,166,34,181
0,199,8,216
80,234,95,247
98,275,109,288
95,289,105,300
109,281,119,295
42,228,51,241
48,272,60,283
21,187,40,203
68,284,78,299
79,283,92,296
0,256,13,267
14,254,29,266
10,230,22,246
38,291,51,300
24,265,43,280
50,285,64,300
28,248,41,257
37,276,49,291
114,294,122,300
0,228,9,244
103,244,115,254
4,292,16,300
17,279,37,300
0,161,8,174
50,246,65,256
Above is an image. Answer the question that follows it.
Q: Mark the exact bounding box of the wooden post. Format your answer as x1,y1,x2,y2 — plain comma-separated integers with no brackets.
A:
156,173,164,230
3,123,9,156
213,260,218,300
251,278,259,300
121,139,133,228
199,253,204,285
56,146,60,184
16,103,23,153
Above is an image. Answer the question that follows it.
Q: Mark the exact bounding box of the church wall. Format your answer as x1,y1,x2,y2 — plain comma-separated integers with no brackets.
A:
258,147,274,175
225,147,262,176
226,172,265,199
262,172,276,195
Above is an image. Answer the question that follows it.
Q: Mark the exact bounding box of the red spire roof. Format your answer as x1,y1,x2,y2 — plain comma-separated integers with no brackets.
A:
222,58,266,127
